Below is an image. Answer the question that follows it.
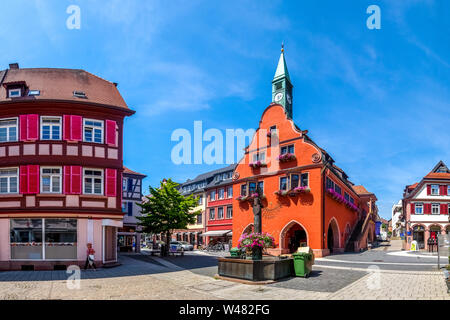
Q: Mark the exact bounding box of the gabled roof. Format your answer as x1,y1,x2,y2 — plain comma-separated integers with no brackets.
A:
0,67,131,111
352,185,373,196
425,160,450,179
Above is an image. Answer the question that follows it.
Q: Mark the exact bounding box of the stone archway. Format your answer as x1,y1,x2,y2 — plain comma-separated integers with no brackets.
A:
327,218,340,253
280,220,308,254
242,223,254,235
429,225,441,239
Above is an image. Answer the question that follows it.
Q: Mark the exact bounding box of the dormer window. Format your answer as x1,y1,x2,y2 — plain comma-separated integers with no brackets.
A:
8,88,21,98
73,91,87,98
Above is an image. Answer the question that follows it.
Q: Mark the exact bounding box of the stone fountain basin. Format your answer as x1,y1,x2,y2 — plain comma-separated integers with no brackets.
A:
218,256,294,282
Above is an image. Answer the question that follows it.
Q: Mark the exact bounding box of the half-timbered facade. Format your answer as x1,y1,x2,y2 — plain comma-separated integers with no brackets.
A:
403,161,450,250
0,64,134,270
118,166,146,253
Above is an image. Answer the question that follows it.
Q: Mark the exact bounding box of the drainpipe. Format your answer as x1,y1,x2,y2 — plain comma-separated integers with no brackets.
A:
320,159,329,253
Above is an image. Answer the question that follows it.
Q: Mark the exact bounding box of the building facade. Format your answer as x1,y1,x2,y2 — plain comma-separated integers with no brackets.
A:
391,200,404,238
0,64,133,270
231,49,378,257
403,161,450,250
203,164,236,247
118,166,146,253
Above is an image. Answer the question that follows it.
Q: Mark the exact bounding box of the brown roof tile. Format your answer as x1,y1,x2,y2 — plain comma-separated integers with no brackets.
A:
424,172,450,179
352,185,373,195
0,68,129,110
123,166,146,177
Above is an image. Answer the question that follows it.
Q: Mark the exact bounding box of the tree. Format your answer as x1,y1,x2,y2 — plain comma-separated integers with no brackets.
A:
137,179,200,256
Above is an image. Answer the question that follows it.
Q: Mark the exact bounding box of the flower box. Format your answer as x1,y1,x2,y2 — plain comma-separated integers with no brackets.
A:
277,153,296,162
249,161,267,169
326,188,359,211
291,186,311,193
236,195,249,201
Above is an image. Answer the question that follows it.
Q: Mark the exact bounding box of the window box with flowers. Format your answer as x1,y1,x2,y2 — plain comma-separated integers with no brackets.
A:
248,192,266,201
290,186,311,194
326,188,359,212
277,153,296,163
236,195,249,202
274,190,289,196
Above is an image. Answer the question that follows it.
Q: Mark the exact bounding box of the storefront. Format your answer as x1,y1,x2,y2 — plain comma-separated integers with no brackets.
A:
202,230,232,249
412,225,425,249
0,217,121,271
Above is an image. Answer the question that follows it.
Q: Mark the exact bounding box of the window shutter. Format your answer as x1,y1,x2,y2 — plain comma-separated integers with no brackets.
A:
70,166,82,194
410,203,415,214
70,116,82,141
440,185,448,196
426,184,431,195
440,203,447,215
27,115,39,140
19,165,28,193
63,166,71,194
19,115,27,141
105,168,117,197
28,165,39,194
425,203,431,214
105,120,117,146
63,115,71,140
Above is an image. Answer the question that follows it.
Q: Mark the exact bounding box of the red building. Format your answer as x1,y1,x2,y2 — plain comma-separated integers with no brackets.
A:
0,64,133,270
203,164,236,247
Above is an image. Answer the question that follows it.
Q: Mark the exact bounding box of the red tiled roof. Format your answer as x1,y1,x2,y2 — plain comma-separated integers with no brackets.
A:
424,172,450,179
0,68,129,110
407,182,418,191
123,166,146,177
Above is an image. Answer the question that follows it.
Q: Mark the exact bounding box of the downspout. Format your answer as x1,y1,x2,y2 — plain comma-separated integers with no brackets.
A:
320,158,329,252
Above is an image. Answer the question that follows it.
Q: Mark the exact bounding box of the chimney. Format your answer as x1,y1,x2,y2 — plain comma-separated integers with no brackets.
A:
9,63,19,69
113,82,118,87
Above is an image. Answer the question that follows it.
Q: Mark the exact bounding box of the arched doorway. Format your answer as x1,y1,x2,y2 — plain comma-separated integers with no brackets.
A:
242,224,254,235
412,225,425,249
280,221,308,253
327,218,340,253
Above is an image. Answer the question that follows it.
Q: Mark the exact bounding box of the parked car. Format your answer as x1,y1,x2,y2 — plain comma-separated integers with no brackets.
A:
170,241,193,251
170,241,185,252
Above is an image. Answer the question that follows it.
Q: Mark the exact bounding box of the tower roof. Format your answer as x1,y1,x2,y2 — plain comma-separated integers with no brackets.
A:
273,46,291,82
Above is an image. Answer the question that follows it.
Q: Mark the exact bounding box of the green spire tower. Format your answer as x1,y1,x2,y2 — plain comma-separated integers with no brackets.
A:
272,44,293,119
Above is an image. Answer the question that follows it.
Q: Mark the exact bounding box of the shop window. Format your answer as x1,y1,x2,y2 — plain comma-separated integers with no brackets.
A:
44,219,77,259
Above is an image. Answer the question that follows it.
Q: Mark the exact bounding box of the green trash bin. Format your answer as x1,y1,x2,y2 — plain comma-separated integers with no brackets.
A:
292,252,312,277
229,247,240,258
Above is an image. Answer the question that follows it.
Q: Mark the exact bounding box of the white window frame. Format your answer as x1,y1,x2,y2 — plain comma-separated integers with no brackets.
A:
280,144,295,155
40,116,62,141
0,117,18,143
279,176,289,191
252,152,266,162
210,190,216,201
226,206,233,219
218,188,224,200
83,168,104,195
415,203,423,215
40,167,62,194
227,186,233,198
431,203,440,215
198,195,203,205
0,167,19,194
300,172,309,187
8,88,21,98
209,208,215,220
83,118,104,144
431,184,439,195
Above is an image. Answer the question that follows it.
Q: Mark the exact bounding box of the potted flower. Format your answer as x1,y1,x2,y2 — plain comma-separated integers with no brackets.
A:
237,232,276,258
249,161,267,169
275,190,289,196
292,186,311,193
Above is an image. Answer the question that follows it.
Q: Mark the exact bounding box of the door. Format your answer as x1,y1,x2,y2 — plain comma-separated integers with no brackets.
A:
328,226,334,253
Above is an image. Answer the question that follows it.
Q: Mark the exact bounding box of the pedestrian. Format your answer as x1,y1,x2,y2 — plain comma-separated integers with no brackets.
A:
84,243,97,270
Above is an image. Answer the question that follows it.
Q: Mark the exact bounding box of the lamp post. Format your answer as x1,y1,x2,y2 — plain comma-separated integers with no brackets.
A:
251,185,263,260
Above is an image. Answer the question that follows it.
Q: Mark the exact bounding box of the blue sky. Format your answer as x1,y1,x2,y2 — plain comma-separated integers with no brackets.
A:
0,0,448,219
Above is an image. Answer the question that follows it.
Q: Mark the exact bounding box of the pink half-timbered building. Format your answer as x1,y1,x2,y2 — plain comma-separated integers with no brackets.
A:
0,63,134,270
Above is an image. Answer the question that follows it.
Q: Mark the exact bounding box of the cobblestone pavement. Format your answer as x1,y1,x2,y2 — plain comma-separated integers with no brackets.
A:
0,252,448,300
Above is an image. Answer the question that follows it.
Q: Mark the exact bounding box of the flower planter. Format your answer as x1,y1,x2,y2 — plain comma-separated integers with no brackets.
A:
249,161,267,169
290,186,311,194
274,190,289,196
236,195,249,202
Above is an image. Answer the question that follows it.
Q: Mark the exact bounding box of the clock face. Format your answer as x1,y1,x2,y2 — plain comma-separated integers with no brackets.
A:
286,94,292,104
274,92,284,102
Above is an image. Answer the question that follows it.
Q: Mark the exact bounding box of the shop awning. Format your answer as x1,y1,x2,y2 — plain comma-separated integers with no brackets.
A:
201,230,232,237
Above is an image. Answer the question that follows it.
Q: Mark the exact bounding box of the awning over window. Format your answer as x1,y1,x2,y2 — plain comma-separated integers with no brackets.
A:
201,230,232,237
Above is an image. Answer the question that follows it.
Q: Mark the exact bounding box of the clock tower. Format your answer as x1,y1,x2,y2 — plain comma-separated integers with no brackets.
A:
272,44,293,119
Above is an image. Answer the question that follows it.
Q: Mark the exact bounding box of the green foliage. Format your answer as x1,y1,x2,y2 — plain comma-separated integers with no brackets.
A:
137,179,200,235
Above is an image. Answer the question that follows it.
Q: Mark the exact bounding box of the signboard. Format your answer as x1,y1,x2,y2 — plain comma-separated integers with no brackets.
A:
170,244,178,253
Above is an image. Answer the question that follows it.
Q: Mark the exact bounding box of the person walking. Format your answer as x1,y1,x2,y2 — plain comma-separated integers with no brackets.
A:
84,243,97,270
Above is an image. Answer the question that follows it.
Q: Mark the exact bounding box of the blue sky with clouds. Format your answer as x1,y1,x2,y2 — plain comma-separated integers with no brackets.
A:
0,0,448,219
